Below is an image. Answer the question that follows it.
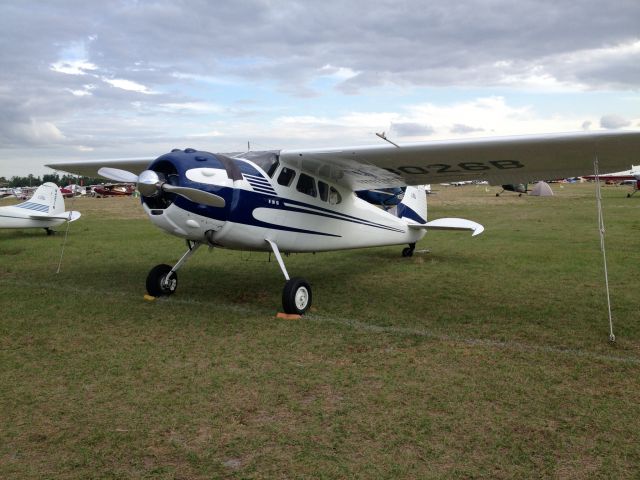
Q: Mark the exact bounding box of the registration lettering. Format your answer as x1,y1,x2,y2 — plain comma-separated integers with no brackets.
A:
385,160,524,176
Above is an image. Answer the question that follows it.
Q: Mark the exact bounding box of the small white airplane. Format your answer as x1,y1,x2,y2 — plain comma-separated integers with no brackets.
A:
47,130,640,314
0,182,81,235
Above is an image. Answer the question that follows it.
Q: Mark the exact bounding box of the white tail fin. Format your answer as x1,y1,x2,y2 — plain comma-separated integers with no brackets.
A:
20,182,65,215
397,185,427,224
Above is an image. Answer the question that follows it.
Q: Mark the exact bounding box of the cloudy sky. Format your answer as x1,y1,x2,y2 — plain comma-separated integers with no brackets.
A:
1,0,639,177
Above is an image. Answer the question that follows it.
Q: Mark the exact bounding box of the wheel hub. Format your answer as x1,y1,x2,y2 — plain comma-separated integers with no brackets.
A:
294,287,309,310
161,273,176,292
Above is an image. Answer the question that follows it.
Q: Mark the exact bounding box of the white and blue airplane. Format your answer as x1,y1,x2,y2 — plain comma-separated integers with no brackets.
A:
0,182,81,235
47,130,640,314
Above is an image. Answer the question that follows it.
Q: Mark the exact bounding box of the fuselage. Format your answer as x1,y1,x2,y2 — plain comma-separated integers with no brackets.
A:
0,205,67,229
141,149,426,252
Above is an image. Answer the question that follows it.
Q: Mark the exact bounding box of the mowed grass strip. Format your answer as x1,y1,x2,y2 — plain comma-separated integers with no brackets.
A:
1,184,639,478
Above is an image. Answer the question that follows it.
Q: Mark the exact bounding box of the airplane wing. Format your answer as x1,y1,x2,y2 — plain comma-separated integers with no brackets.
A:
46,158,155,178
46,131,640,190
281,130,640,189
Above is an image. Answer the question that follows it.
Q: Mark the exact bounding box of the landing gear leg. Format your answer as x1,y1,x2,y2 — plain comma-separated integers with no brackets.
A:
266,239,312,315
146,240,202,297
402,242,416,257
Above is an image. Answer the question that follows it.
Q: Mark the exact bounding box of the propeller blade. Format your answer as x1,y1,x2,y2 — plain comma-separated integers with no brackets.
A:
162,184,226,208
98,167,139,183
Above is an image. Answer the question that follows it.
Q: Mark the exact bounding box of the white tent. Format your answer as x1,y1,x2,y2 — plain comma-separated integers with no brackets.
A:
530,181,554,196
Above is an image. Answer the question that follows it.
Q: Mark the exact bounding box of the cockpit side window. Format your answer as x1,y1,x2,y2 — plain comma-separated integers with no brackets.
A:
277,167,296,186
318,181,329,202
296,173,317,197
329,186,342,205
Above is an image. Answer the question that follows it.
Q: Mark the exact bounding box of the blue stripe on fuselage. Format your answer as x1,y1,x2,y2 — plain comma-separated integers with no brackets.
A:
172,186,405,237
16,202,49,212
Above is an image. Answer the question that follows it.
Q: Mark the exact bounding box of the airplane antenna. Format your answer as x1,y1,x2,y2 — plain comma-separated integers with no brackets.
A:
375,131,400,148
594,156,615,343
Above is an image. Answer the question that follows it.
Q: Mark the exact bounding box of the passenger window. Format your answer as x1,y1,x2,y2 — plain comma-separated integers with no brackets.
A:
277,167,296,186
318,181,329,202
329,186,341,205
296,173,317,197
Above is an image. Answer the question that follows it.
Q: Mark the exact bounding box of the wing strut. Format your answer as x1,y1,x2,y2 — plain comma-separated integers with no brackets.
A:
265,239,289,281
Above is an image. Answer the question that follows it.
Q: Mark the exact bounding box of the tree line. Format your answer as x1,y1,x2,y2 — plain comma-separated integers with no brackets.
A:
0,173,104,188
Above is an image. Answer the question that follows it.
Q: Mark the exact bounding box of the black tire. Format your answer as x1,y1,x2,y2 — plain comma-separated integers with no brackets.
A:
146,264,178,297
627,193,631,198
282,277,312,315
495,193,500,197
402,247,414,257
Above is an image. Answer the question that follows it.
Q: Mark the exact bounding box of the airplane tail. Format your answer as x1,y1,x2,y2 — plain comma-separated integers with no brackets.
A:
21,182,65,215
396,185,427,224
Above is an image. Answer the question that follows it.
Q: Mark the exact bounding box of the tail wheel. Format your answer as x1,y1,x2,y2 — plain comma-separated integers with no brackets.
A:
402,247,414,257
282,277,312,315
146,264,178,297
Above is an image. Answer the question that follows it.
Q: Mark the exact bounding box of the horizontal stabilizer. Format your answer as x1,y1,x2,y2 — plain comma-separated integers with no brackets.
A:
409,217,484,236
29,211,81,222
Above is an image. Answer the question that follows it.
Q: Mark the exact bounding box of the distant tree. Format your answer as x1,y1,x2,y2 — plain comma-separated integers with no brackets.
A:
7,173,105,187
42,173,61,184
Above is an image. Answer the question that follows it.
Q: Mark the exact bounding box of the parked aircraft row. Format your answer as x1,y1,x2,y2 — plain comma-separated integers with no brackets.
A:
0,183,136,201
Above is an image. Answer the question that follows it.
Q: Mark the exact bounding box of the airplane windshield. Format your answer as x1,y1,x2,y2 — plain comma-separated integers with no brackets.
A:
234,151,280,177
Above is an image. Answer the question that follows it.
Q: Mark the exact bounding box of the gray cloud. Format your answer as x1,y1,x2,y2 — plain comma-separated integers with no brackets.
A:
0,1,639,175
390,122,435,137
600,114,631,129
450,124,484,134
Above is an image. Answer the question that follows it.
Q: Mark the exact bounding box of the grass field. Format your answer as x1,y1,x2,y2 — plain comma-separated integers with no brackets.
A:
1,183,639,478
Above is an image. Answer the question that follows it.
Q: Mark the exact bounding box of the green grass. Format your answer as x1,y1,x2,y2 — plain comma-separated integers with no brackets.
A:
1,184,639,478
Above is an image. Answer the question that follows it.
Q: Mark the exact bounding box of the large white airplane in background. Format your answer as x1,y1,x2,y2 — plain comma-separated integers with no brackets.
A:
582,164,640,182
581,164,640,197
0,182,81,234
48,130,640,314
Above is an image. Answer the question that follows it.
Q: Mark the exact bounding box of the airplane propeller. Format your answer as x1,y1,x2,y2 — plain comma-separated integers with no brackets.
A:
98,167,226,208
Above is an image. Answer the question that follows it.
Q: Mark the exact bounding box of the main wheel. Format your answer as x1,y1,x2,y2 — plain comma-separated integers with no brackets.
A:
146,264,178,297
282,277,312,315
402,247,414,257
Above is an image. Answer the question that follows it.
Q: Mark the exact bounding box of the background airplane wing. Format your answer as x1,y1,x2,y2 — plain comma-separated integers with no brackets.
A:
46,158,155,178
280,131,640,189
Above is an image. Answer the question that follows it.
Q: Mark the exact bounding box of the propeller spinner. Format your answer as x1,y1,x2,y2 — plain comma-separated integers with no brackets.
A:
98,167,226,208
